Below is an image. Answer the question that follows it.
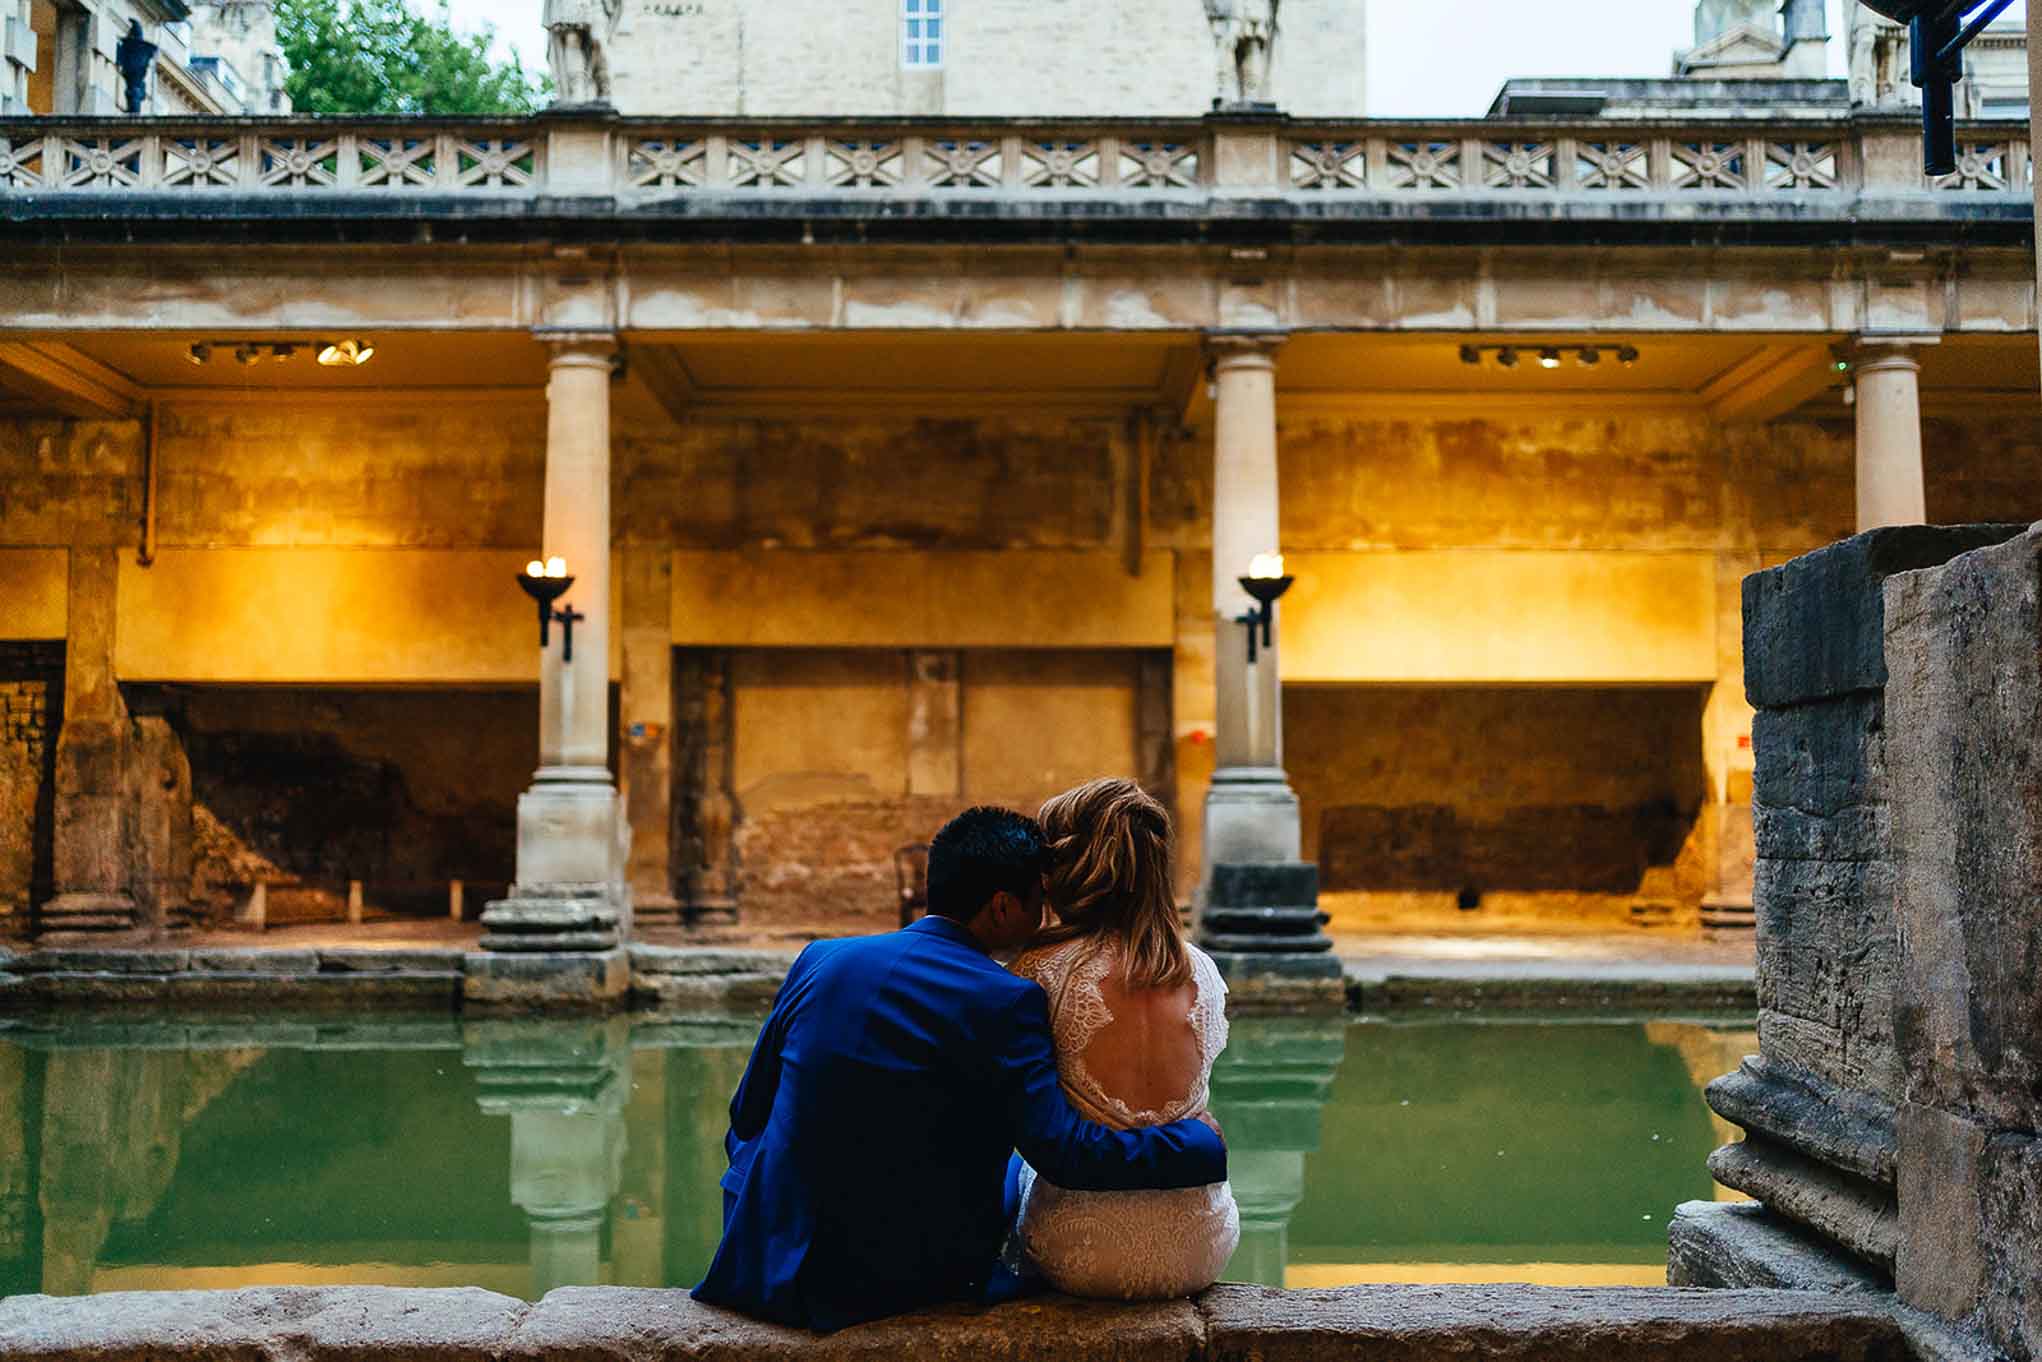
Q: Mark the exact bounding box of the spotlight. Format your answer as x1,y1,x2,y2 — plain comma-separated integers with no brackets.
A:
1578,348,1601,366
186,343,210,366
233,345,261,366
1496,347,1519,369
1459,344,1481,366
317,339,375,368
1617,345,1640,367
271,344,297,363
1538,347,1562,369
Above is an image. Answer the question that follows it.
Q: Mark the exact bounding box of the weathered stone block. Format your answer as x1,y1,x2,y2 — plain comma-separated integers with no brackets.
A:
0,1285,522,1361
1897,1102,1990,1324
513,1287,1206,1361
1751,696,1885,820
1666,1201,1890,1293
1706,1057,1897,1187
1884,526,2042,1130
1753,858,1893,1037
187,949,319,976
14,948,189,975
1196,1283,1909,1362
1980,1131,2042,1362
1753,804,1889,864
463,949,629,1012
318,948,467,974
1708,1137,1897,1270
1744,525,2025,709
626,945,799,978
1208,861,1318,908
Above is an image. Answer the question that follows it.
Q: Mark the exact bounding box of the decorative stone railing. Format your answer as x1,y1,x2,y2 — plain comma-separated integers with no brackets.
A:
0,113,2029,206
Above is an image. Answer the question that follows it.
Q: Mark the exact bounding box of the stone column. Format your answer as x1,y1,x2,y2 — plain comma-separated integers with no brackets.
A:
1852,338,1934,532
1202,334,1297,874
1195,335,1340,1006
470,337,630,1009
40,547,138,937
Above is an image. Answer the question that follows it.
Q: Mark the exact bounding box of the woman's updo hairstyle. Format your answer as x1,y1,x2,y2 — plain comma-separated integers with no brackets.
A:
1036,777,1190,990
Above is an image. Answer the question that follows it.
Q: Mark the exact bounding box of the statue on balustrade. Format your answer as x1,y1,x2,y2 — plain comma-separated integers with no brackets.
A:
544,0,623,107
1205,0,1279,110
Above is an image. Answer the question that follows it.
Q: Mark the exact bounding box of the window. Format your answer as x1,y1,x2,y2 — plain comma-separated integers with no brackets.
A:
902,0,942,69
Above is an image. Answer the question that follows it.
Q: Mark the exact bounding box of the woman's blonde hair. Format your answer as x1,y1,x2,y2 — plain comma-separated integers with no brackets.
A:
1035,777,1190,990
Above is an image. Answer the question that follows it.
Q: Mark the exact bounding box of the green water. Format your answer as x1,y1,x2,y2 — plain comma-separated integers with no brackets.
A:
0,1013,1750,1299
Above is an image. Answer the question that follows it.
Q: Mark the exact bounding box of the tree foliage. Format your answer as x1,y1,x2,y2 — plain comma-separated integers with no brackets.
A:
277,0,549,116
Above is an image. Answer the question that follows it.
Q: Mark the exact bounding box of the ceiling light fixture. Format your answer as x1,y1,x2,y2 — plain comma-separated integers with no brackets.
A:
1459,343,1637,370
1538,348,1563,369
317,339,375,368
186,343,211,366
1578,348,1601,366
1496,346,1519,369
1617,345,1640,367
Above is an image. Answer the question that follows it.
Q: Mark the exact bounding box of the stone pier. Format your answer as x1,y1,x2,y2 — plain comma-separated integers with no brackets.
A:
1671,522,2041,1362
469,336,631,1011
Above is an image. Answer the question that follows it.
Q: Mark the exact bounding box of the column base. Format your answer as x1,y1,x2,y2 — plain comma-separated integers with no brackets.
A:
479,886,621,952
36,893,141,937
1201,766,1302,903
486,772,632,951
1197,861,1342,1011
463,947,630,1012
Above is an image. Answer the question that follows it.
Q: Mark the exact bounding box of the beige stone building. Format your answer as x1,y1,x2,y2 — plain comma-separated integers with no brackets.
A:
605,0,1367,117
4,0,289,117
0,1,2037,956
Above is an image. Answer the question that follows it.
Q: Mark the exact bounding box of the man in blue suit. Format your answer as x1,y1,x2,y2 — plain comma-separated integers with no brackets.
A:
693,806,1228,1332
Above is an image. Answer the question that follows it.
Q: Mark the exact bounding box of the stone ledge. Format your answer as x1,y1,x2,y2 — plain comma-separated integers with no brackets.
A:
1196,1283,1910,1362
1356,972,1757,1013
628,945,803,978
1709,1138,1898,1271
1667,1201,1891,1293
0,1283,1921,1362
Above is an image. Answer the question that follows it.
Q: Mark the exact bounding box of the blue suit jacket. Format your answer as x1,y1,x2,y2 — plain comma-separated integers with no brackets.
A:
692,915,1228,1332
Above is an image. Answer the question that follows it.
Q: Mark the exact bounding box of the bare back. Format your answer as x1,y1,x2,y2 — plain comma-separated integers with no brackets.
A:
1011,936,1226,1127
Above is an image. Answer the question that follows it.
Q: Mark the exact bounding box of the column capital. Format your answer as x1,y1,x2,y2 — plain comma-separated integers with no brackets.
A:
1850,334,1940,372
536,331,619,368
1205,331,1287,370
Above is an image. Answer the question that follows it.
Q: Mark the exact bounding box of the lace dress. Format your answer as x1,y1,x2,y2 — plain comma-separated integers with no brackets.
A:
1008,937,1240,1299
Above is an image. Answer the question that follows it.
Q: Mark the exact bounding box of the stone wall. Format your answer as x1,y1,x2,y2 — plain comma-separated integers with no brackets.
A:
1882,526,2042,1362
1671,522,2038,1362
0,643,61,932
1287,684,1707,924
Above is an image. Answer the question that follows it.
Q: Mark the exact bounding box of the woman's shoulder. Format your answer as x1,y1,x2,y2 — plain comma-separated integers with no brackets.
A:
1183,941,1229,995
1011,935,1091,983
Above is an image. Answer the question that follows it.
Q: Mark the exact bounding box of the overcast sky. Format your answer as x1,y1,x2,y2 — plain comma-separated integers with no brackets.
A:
443,0,2026,117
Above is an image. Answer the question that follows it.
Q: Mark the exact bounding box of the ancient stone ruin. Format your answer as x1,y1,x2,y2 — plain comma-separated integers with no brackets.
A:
1672,523,2042,1362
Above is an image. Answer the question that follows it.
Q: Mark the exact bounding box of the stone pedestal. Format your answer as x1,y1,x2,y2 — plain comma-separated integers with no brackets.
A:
1197,862,1341,1010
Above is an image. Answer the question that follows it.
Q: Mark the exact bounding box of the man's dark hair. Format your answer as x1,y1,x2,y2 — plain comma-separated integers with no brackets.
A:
926,806,1044,921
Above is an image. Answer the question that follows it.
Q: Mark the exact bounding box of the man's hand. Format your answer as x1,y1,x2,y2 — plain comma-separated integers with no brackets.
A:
1195,1111,1225,1144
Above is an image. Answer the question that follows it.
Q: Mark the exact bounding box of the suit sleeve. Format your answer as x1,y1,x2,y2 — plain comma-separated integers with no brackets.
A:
728,944,813,1143
995,979,1227,1193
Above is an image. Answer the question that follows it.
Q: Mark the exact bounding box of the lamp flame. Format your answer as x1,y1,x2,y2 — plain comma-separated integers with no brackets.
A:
545,557,568,578
1248,553,1286,580
525,560,546,578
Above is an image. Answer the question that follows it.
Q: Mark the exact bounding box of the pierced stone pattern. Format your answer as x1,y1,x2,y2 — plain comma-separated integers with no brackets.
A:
1022,140,1101,189
1386,140,1460,189
1766,141,1839,190
162,136,239,188
257,136,339,188
352,137,434,187
1483,141,1554,189
1673,141,1747,190
729,138,806,188
629,138,706,189
1290,140,1365,190
58,137,144,189
825,139,903,188
453,139,535,189
1578,142,1649,191
0,135,45,188
925,138,1002,188
1119,141,1198,188
1932,141,2013,192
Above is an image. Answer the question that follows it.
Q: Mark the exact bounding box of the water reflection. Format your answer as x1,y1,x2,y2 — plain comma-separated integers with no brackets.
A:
0,1013,1751,1298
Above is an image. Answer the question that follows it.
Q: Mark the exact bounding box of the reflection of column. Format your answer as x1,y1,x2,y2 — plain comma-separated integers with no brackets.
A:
466,1018,630,1298
1207,1015,1346,1287
1852,337,1934,531
473,337,631,1003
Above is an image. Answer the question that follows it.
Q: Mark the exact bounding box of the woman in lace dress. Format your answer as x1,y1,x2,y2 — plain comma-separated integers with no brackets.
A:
1007,777,1239,1299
